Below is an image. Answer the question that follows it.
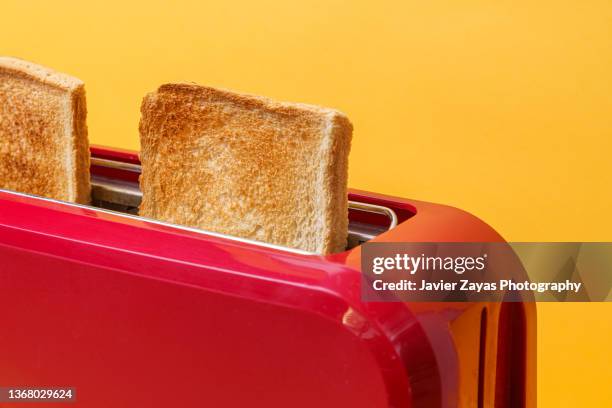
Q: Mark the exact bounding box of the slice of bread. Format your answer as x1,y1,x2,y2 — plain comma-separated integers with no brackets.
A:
139,84,353,254
0,57,90,203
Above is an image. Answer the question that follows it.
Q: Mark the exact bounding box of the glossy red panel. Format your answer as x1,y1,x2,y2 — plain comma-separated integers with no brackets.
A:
0,146,534,407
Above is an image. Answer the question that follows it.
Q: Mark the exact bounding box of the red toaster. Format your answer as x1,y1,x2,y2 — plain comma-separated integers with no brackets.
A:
0,146,535,408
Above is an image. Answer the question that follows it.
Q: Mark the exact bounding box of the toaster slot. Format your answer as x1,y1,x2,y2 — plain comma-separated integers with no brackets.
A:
90,158,398,250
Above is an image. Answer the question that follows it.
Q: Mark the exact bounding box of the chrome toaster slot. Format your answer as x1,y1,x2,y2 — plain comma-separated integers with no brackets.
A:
90,158,398,249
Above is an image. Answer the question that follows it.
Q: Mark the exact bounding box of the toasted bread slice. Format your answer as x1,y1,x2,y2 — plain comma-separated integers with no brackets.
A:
0,57,90,203
139,84,353,254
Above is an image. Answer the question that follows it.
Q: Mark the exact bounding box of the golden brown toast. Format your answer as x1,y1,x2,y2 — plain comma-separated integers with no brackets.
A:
139,84,352,253
0,57,90,203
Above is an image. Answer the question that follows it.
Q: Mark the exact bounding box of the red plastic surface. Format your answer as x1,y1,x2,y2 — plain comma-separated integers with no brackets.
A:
0,146,534,407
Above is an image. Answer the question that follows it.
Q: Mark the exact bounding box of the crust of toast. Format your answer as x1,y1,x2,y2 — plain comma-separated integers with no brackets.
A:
139,84,352,253
0,57,90,203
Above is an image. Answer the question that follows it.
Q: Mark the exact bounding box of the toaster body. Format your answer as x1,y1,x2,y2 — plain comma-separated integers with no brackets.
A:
0,146,535,408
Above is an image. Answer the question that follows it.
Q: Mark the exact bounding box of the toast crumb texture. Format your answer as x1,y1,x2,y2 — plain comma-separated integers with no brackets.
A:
139,83,352,253
0,56,90,203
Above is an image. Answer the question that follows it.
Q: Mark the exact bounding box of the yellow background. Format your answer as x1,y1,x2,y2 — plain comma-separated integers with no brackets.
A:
2,0,611,405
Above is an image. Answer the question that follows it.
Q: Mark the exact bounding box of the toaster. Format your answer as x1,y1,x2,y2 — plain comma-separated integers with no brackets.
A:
0,146,535,408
